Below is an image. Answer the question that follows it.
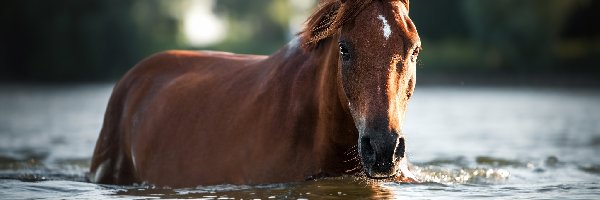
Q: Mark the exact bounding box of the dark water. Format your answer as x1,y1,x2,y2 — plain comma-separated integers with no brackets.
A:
0,84,599,199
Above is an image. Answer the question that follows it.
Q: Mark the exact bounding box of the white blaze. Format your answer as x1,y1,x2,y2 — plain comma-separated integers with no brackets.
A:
377,15,392,40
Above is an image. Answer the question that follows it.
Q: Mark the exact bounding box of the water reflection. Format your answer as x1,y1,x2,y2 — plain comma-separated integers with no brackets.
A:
113,177,380,199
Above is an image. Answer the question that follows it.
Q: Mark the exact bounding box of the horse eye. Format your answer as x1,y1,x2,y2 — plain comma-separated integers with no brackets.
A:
410,47,420,62
338,42,351,62
412,47,420,56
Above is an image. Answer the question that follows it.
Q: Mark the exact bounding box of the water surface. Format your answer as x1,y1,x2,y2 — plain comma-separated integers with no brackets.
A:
0,84,599,199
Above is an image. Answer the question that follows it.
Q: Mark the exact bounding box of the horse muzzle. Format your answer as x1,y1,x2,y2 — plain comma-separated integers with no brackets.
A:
359,131,406,178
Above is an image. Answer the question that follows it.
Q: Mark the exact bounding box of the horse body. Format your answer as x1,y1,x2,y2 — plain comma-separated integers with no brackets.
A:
91,0,421,187
91,38,360,187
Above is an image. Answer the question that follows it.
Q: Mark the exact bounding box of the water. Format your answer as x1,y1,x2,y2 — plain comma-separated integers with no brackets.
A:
0,84,599,199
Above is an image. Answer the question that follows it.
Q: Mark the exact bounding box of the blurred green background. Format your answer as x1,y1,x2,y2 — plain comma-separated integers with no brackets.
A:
0,0,598,85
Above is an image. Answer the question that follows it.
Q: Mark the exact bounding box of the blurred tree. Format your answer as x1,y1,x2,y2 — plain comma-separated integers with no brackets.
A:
410,0,469,41
462,0,591,73
0,0,597,82
212,0,293,54
0,0,181,82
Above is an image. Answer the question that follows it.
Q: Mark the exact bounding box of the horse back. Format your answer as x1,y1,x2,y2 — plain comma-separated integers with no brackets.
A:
89,50,267,185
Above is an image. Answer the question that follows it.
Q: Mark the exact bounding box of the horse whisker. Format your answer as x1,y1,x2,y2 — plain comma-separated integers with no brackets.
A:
345,164,363,173
342,156,360,163
344,146,358,156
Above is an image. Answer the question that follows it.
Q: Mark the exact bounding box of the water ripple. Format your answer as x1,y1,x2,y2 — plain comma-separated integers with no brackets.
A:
413,165,510,185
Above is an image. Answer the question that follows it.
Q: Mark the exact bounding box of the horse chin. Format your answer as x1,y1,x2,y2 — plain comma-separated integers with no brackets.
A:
366,171,396,179
362,160,399,179
362,158,420,183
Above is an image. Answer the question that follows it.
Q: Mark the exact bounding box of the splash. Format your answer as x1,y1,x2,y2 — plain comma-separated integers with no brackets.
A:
412,165,510,185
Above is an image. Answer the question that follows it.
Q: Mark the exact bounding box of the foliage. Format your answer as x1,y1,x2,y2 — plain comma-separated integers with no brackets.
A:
0,0,181,82
461,0,591,72
210,0,294,54
0,0,598,82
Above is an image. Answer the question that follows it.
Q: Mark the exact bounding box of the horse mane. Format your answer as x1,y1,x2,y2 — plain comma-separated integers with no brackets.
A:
299,0,409,50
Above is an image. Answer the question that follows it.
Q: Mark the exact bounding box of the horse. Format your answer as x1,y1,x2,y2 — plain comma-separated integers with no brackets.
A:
89,0,421,188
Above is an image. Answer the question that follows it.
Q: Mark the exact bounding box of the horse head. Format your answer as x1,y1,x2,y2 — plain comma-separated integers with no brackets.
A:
302,0,421,179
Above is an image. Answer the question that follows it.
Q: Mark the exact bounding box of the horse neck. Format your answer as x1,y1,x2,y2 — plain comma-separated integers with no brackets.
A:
266,36,359,171
306,37,358,148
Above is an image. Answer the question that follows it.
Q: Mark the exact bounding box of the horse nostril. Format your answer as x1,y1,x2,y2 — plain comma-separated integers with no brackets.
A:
360,137,375,158
394,137,405,159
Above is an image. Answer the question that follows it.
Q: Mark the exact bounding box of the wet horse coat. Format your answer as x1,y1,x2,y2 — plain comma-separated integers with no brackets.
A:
90,0,421,187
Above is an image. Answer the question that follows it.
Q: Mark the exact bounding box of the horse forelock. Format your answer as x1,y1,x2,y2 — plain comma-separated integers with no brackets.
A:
299,0,408,50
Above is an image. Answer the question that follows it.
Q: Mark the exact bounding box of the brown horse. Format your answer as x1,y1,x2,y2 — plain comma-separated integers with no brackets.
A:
90,0,421,188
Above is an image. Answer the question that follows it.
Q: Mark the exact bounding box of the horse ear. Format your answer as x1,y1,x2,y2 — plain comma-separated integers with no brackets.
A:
300,1,341,49
400,0,410,11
